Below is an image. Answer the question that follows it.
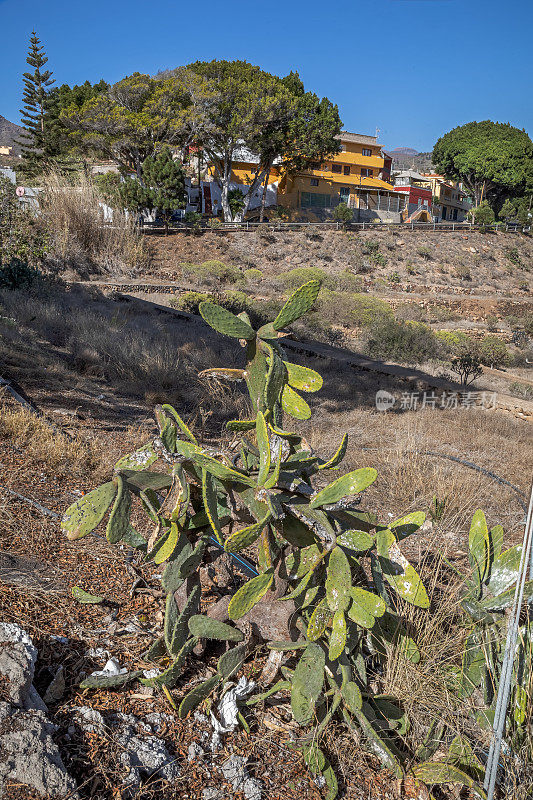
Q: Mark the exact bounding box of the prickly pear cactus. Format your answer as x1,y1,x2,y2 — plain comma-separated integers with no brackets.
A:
62,280,435,794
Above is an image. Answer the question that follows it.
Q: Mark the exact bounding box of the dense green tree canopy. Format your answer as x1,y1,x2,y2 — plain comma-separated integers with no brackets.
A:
432,121,533,207
62,73,192,178
185,61,342,220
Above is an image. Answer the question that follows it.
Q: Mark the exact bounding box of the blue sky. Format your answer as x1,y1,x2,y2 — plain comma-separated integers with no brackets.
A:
1,0,531,152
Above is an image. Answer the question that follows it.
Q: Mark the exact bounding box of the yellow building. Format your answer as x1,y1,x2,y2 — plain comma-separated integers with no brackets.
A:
277,132,403,219
421,173,471,221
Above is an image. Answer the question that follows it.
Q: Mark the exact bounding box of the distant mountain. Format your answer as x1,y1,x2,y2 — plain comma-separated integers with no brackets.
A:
388,147,419,157
0,115,24,156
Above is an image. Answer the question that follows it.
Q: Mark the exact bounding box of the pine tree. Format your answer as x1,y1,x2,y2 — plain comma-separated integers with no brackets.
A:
18,31,55,177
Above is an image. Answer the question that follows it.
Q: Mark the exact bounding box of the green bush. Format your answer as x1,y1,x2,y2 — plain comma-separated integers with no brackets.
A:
336,270,362,292
0,258,40,290
244,267,263,282
486,314,499,332
478,335,510,368
455,264,471,281
181,260,244,286
509,381,533,401
435,330,472,355
371,252,387,266
468,201,495,228
416,247,432,260
389,271,401,283
350,294,393,327
332,202,353,224
361,239,380,255
505,246,522,267
280,266,333,289
366,317,442,364
170,291,211,314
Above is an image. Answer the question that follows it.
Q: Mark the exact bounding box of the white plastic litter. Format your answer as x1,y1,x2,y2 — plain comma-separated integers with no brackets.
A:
89,658,127,678
209,677,255,749
142,668,160,679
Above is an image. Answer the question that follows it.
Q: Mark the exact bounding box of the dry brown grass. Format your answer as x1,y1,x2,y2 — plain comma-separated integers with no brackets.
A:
0,402,104,479
39,171,151,277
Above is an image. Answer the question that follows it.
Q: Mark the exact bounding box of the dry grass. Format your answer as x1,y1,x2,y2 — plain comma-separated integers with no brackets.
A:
0,402,104,479
39,171,151,277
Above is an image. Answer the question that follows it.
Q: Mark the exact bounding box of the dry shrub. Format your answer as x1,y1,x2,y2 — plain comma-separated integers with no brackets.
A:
39,171,150,276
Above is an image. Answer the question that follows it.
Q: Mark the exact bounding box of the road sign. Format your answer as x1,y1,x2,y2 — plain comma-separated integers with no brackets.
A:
16,186,25,197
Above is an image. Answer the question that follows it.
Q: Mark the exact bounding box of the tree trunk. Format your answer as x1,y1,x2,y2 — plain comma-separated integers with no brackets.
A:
259,167,271,223
237,166,268,222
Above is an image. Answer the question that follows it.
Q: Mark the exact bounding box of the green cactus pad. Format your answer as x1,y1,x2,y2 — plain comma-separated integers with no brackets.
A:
267,640,308,651
468,509,490,589
284,361,323,393
336,529,374,552
164,592,179,651
228,570,274,620
412,762,487,798
170,581,200,655
273,280,321,330
122,525,148,551
280,514,317,548
72,586,104,604
142,638,197,687
199,301,256,340
481,580,533,611
202,469,224,545
152,522,180,565
317,434,348,470
162,404,198,444
281,384,311,420
264,445,283,490
80,670,144,690
226,418,257,431
114,443,158,472
263,345,286,410
217,642,247,679
328,609,347,660
375,529,430,608
488,544,521,595
188,616,244,641
62,481,117,541
256,411,271,484
224,514,271,553
178,674,221,718
325,547,352,612
390,511,426,541
307,597,333,641
193,453,256,487
341,681,362,713
106,475,131,544
348,587,386,629
291,643,325,724
310,468,377,509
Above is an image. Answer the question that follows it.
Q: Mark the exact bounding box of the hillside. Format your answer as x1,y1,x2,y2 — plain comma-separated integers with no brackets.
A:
390,151,434,172
0,114,24,156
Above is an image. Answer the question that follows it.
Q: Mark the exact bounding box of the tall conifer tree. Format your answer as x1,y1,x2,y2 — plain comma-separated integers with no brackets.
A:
18,31,55,177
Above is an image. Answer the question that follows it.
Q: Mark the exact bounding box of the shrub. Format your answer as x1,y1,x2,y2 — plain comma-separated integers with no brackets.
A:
206,217,223,229
416,246,432,260
244,268,263,282
505,246,522,267
181,260,244,286
336,270,362,292
478,335,510,368
486,314,499,332
455,264,471,281
361,239,380,255
170,291,211,314
468,201,495,228
332,202,352,225
389,271,401,283
0,176,48,269
0,258,40,289
406,264,417,275
371,252,387,266
350,294,393,327
365,317,442,363
280,266,332,289
509,381,533,401
435,330,472,355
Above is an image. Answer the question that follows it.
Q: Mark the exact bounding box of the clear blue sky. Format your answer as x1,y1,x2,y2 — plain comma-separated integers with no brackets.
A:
1,0,531,152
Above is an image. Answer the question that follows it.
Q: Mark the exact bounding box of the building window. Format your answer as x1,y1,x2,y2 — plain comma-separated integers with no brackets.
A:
339,187,350,203
332,164,342,173
343,165,350,175
361,168,373,177
362,148,372,157
301,191,332,208
310,178,319,187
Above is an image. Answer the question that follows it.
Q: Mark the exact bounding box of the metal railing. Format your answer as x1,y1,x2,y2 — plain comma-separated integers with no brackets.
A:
139,220,529,234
